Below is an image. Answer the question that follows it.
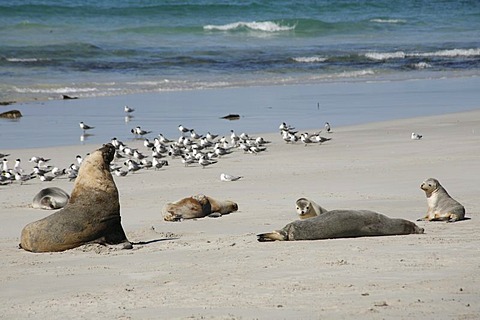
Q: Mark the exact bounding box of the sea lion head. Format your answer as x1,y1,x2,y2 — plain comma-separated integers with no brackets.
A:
100,143,116,165
295,198,311,215
69,143,118,204
40,196,57,210
420,178,440,196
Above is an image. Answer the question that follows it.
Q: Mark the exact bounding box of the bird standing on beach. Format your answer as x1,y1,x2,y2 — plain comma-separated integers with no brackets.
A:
14,159,24,174
220,173,243,182
178,125,191,135
79,122,94,133
124,105,135,113
325,122,331,133
411,132,423,140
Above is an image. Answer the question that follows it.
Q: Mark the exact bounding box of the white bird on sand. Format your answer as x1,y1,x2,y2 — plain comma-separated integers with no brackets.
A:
206,132,219,141
411,132,423,140
300,133,314,146
39,174,55,182
124,105,135,113
114,168,128,177
220,173,243,182
325,122,331,133
190,130,203,140
198,156,217,169
131,126,152,136
79,121,94,133
2,159,8,172
14,159,24,174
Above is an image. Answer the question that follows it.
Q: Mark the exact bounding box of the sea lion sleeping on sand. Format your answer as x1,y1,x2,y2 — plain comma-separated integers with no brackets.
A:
32,187,70,210
20,144,132,252
257,210,424,242
162,194,238,221
418,178,466,222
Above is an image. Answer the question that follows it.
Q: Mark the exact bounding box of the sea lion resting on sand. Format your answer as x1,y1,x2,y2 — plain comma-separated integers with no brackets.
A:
418,178,465,222
162,194,238,221
32,187,70,210
257,210,424,241
20,144,132,252
295,197,328,219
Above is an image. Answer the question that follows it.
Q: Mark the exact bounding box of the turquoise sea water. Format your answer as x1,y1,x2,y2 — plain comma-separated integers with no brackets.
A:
1,0,479,102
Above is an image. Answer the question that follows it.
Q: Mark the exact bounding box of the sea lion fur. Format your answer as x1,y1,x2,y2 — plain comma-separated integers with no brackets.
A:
162,194,238,221
295,197,328,219
20,144,131,252
418,178,465,222
257,209,424,241
32,187,70,210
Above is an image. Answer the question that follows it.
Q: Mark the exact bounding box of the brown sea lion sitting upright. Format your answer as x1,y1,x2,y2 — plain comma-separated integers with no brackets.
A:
20,144,132,252
257,210,424,242
417,178,466,222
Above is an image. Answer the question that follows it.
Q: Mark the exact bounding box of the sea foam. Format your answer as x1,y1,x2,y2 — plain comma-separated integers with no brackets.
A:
204,21,295,32
292,56,328,63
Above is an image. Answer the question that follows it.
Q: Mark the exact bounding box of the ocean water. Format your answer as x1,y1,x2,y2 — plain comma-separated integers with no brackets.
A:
1,0,479,102
0,0,479,149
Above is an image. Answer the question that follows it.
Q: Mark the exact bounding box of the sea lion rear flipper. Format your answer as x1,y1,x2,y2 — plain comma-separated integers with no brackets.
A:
256,230,287,242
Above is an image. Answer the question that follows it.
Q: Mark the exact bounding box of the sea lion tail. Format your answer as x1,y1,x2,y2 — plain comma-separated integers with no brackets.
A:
256,230,287,242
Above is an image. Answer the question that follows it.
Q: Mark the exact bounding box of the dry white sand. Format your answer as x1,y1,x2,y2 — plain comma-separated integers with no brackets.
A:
1,109,479,319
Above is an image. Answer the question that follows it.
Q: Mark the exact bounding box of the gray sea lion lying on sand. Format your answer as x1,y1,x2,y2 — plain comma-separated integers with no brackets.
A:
417,178,466,222
32,187,70,210
162,194,238,221
257,210,424,242
20,144,132,252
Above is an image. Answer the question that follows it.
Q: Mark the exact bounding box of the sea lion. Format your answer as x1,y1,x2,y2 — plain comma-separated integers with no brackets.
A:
20,144,132,252
162,194,238,221
295,197,328,219
417,178,465,222
32,187,70,210
257,210,424,242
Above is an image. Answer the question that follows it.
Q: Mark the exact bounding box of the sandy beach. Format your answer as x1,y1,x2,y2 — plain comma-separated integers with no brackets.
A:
1,106,479,319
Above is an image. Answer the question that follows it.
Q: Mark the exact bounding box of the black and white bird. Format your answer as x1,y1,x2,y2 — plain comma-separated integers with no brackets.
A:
114,168,128,177
324,122,331,133
14,159,24,174
411,132,423,140
198,156,217,169
178,125,191,135
79,121,94,133
124,105,135,113
131,126,152,136
29,156,50,164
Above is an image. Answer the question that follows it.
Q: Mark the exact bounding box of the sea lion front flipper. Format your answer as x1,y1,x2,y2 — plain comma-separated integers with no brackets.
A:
207,212,222,218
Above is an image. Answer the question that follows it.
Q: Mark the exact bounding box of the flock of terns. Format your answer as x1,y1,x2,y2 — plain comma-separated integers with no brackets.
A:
1,103,425,187
1,105,331,186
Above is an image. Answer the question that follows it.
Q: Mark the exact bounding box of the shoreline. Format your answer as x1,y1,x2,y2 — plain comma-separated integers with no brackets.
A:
1,75,480,150
2,71,479,107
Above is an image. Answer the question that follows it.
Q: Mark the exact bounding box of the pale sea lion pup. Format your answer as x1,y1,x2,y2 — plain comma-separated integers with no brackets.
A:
20,144,132,252
32,187,70,210
257,210,424,241
418,178,465,222
162,194,238,221
295,197,328,219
